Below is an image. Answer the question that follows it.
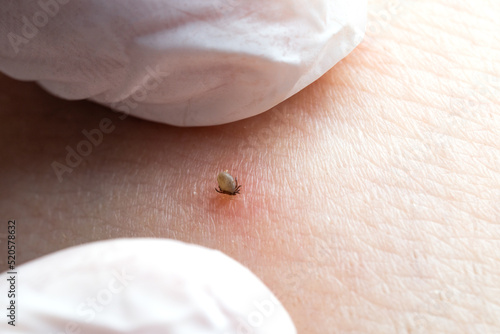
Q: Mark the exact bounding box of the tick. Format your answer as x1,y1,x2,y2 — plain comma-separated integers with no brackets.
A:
215,170,241,195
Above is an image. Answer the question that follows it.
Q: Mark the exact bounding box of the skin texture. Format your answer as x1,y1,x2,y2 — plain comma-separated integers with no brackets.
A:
0,0,499,333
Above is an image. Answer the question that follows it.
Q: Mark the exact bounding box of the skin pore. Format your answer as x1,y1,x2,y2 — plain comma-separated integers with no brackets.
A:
0,0,499,333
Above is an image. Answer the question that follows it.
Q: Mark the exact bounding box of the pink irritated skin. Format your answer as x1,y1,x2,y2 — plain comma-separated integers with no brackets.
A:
1,1,500,333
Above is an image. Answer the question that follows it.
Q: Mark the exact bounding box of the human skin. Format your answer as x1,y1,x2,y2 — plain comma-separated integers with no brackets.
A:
0,0,499,333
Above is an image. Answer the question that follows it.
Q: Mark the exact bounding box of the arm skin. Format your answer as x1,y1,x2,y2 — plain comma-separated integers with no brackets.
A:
0,0,499,332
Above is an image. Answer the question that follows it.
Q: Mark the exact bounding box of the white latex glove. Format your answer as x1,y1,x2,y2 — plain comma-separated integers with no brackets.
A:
0,0,366,126
0,238,296,333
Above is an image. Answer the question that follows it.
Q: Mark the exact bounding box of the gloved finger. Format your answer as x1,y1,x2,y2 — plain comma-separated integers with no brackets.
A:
0,0,366,126
0,238,296,334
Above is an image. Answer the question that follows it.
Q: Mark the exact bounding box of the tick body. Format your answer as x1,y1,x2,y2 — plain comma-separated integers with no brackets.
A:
215,171,241,195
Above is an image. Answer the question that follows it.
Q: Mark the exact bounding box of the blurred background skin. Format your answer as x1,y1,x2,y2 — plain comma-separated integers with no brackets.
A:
0,0,499,333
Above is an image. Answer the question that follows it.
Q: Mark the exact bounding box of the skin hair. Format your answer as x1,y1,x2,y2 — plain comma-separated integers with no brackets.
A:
0,0,499,332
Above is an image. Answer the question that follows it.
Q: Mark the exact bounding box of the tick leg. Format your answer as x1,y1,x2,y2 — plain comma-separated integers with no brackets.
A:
215,187,223,193
234,178,241,193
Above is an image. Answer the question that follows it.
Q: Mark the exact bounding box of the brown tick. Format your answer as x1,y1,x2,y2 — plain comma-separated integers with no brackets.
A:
215,171,241,195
